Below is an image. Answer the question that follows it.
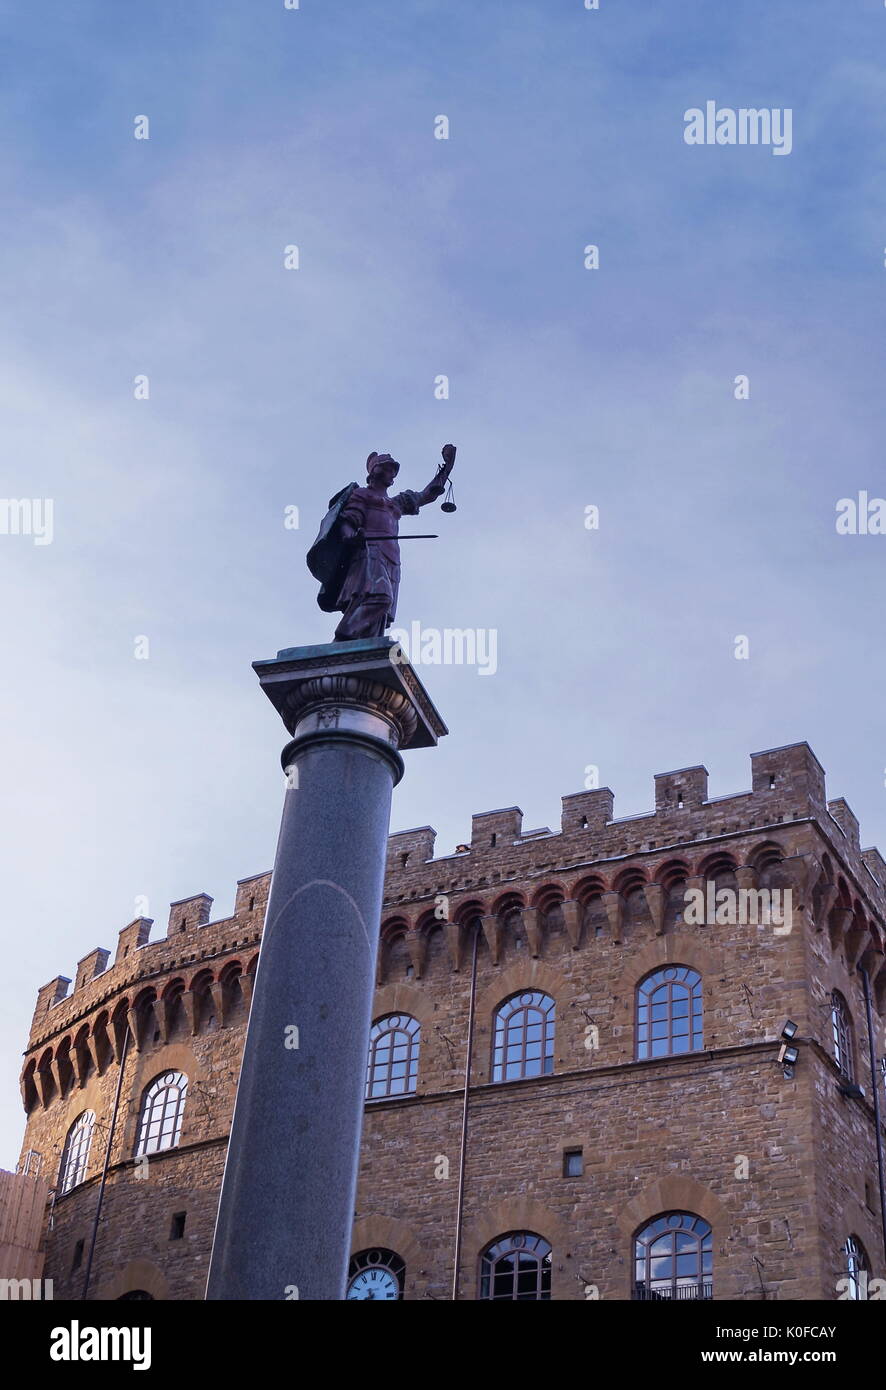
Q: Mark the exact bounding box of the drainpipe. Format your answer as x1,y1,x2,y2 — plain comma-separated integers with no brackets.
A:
452,921,480,1300
82,1025,130,1299
858,966,886,1265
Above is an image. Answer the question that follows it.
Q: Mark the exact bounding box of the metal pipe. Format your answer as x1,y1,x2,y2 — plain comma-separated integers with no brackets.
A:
858,966,886,1264
451,919,480,1300
82,1024,130,1299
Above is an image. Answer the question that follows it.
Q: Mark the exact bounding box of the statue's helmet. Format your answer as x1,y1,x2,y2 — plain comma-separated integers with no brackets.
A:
366,451,400,482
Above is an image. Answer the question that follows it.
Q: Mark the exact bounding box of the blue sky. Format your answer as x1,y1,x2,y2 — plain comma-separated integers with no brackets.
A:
2,0,886,1162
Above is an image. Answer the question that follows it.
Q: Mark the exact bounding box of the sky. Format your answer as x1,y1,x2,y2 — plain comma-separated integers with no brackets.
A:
1,0,886,1164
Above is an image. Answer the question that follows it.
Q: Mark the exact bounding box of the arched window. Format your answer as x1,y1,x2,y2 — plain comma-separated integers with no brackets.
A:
346,1248,406,1300
58,1111,95,1194
831,992,854,1080
843,1235,871,1300
135,1071,188,1156
366,1015,420,1099
492,991,555,1082
634,1212,713,1300
117,1290,154,1301
636,966,703,1060
479,1232,552,1300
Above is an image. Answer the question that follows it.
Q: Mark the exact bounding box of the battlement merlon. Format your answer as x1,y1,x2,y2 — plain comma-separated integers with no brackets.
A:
25,742,884,1043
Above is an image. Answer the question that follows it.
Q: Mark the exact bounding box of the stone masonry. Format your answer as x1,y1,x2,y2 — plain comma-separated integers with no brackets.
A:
13,743,886,1300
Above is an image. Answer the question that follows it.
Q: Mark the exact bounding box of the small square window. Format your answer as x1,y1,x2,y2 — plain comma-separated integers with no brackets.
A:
169,1211,187,1241
563,1148,583,1178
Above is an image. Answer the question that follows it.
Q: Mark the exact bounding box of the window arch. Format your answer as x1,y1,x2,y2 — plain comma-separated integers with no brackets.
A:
831,992,854,1080
135,1071,188,1156
479,1232,552,1300
842,1235,871,1300
634,1212,713,1300
366,1015,420,1099
636,966,703,1059
346,1248,406,1300
492,991,555,1082
58,1111,95,1194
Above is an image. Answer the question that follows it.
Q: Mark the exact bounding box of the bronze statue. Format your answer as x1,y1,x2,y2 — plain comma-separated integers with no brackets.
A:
308,445,456,642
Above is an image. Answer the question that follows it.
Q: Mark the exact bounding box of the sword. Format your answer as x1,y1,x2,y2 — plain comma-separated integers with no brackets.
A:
360,534,438,540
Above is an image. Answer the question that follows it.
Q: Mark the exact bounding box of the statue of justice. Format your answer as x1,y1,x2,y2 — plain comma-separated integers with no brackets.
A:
307,444,457,642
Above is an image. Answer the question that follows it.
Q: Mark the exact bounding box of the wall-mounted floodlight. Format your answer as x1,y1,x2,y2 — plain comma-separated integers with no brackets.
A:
778,1041,799,1079
781,1020,798,1041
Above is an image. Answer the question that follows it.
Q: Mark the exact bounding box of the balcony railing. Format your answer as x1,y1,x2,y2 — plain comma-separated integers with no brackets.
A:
634,1280,713,1301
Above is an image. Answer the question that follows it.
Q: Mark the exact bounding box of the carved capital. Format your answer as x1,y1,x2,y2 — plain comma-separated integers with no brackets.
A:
286,675,419,750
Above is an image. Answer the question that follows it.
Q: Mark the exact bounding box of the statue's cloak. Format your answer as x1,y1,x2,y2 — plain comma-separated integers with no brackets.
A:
306,482,358,612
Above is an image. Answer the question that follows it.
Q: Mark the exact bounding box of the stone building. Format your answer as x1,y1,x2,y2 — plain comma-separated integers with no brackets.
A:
12,742,886,1300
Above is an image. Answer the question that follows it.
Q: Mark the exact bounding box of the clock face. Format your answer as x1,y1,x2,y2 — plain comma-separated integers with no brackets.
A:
346,1267,400,1300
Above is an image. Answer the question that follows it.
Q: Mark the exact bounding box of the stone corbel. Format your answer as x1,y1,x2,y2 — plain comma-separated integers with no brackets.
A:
844,915,868,971
72,1038,94,1088
36,1065,54,1108
407,931,427,980
155,995,177,1045
180,989,199,1036
643,883,665,936
814,879,838,934
238,972,255,1012
561,900,582,950
601,891,624,944
480,914,502,965
127,1006,146,1052
683,877,704,928
210,981,225,1026
829,905,853,952
445,921,463,972
51,1056,68,1098
521,907,541,958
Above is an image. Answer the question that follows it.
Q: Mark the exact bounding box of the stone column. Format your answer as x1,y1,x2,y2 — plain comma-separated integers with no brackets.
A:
206,638,446,1301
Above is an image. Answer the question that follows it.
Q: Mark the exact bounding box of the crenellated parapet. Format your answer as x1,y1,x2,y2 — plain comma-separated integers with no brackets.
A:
21,742,886,1117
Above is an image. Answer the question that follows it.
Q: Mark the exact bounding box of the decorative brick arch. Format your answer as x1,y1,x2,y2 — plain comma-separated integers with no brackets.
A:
350,1214,425,1299
460,1196,571,1300
372,982,435,1027
616,1176,733,1299
617,933,719,992
100,1258,169,1302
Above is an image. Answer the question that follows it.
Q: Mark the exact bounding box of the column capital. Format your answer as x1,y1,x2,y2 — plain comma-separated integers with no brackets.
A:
253,638,448,769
